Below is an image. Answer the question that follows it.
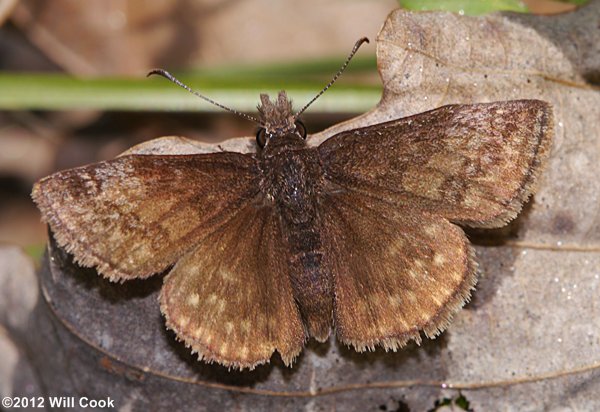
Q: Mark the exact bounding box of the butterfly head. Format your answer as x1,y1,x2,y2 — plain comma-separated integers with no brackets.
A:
255,91,307,150
148,38,370,153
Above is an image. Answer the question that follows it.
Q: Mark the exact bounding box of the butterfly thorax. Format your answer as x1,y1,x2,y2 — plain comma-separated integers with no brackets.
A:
259,139,320,221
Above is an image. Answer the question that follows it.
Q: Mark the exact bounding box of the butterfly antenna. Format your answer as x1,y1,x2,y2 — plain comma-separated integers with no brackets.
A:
294,37,369,118
147,69,260,124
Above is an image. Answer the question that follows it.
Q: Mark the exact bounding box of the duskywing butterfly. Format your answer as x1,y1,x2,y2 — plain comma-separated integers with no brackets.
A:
32,38,553,369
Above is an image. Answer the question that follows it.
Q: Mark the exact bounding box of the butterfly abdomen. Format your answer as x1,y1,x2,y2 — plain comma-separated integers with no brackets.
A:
285,219,332,341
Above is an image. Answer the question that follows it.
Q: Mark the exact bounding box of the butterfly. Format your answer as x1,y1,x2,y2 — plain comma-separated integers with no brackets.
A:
32,38,553,369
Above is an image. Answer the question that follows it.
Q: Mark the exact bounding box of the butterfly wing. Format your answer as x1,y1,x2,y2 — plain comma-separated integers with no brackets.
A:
319,100,553,228
160,199,306,369
32,153,260,281
321,192,476,350
318,100,551,349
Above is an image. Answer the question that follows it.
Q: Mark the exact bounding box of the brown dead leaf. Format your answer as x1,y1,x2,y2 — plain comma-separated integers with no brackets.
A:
19,2,600,411
324,3,600,409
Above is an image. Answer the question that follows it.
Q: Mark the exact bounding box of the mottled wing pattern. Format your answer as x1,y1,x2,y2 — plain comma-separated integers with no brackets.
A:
321,193,476,350
318,100,551,350
319,100,553,228
160,200,306,369
32,153,259,281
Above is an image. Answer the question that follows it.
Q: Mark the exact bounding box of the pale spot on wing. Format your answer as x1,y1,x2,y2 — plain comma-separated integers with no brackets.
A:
241,319,251,334
219,342,229,355
187,293,200,307
451,271,463,281
218,269,235,281
406,290,418,304
207,293,218,304
257,342,271,353
408,269,419,279
433,253,446,267
397,316,410,330
386,238,404,259
428,152,463,174
387,295,402,307
239,347,249,360
178,316,190,328
215,299,226,314
225,322,233,335
439,286,453,296
402,169,445,200
463,187,485,208
205,334,213,344
194,327,204,339
422,273,434,283
424,224,439,237
431,295,443,306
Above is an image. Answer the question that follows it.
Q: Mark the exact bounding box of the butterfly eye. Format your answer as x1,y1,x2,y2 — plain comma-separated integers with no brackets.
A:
256,128,268,148
295,121,307,139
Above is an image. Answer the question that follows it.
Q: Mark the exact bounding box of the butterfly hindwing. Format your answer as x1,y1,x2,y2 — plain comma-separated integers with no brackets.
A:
318,100,552,228
321,192,476,350
160,199,306,369
32,153,260,281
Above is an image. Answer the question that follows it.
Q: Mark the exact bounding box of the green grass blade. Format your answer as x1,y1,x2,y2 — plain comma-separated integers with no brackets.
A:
0,56,381,113
399,0,528,15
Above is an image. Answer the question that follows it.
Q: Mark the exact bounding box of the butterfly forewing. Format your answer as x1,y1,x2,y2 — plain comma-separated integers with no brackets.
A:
319,100,553,228
32,153,260,281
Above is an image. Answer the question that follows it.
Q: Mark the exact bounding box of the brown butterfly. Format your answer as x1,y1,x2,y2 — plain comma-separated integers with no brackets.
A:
32,38,553,370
